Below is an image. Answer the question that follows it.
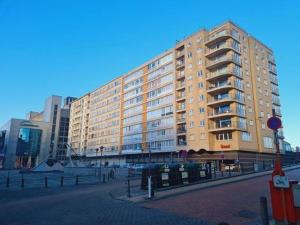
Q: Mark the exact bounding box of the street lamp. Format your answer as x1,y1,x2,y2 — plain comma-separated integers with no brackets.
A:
99,146,104,177
147,146,154,199
95,148,99,176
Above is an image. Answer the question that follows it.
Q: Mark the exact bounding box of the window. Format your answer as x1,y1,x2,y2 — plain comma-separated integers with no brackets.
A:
199,107,205,114
216,132,232,140
198,82,204,89
198,60,203,65
200,120,205,126
189,98,193,104
241,132,251,141
249,120,254,126
263,137,273,148
199,94,204,101
189,121,194,128
197,71,203,77
189,109,194,116
188,52,192,58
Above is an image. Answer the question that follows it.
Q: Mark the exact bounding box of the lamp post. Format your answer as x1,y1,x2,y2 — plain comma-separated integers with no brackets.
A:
99,146,104,177
95,148,99,176
148,146,154,199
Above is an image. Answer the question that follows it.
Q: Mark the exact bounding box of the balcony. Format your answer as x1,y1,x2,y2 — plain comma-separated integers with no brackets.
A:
269,75,278,84
205,29,240,46
205,41,241,58
177,127,187,134
207,94,245,106
176,60,185,70
176,117,186,124
273,109,282,117
272,99,281,106
208,109,246,119
176,50,185,59
176,82,186,90
269,67,277,75
176,105,186,112
206,68,243,81
176,92,186,101
206,55,242,70
177,137,187,146
176,71,185,80
208,121,247,132
272,87,280,96
207,80,243,94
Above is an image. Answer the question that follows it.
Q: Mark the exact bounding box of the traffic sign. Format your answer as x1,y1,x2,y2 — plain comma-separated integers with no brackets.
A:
267,116,282,130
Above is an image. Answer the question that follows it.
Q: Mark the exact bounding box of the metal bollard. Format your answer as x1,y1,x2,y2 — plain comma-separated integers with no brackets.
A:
45,176,48,188
6,176,10,188
102,174,106,183
127,179,131,198
107,173,110,181
260,196,269,225
60,176,64,187
75,175,79,185
21,174,24,188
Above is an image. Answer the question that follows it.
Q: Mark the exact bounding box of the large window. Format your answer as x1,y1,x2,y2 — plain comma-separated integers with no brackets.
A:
16,128,42,157
241,132,251,141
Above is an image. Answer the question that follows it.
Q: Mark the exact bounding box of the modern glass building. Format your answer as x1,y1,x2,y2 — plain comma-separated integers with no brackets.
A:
15,128,42,168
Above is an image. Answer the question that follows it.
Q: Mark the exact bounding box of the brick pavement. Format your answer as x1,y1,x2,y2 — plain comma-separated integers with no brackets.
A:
0,179,213,225
143,168,300,225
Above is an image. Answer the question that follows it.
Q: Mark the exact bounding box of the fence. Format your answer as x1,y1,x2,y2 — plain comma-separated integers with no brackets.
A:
125,160,300,198
0,167,118,190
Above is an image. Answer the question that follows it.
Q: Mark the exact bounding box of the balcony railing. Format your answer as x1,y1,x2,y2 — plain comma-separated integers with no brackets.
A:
269,75,278,84
177,141,187,146
176,117,186,123
207,81,243,93
269,67,277,74
208,109,246,118
176,72,185,80
206,55,241,69
206,68,243,80
177,105,186,111
177,128,187,134
207,94,245,104
208,121,246,131
176,93,186,100
206,42,241,56
176,82,185,89
176,61,185,69
176,51,185,58
206,29,240,45
272,98,281,106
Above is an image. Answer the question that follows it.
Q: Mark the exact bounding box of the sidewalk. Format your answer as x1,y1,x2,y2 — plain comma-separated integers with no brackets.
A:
120,164,300,203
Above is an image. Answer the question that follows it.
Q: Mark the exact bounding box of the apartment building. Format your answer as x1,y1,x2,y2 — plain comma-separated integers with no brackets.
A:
68,21,284,164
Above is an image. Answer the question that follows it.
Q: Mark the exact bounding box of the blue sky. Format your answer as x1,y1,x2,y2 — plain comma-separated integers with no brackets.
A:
0,0,299,147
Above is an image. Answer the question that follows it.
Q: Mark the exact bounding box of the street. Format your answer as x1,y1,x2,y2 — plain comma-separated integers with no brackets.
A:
0,168,299,225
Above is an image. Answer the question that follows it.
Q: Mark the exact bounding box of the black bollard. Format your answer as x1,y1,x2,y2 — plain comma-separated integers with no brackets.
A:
260,196,269,225
21,174,24,188
6,176,10,188
102,174,106,183
60,176,64,187
75,175,79,185
45,176,48,188
127,179,131,198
